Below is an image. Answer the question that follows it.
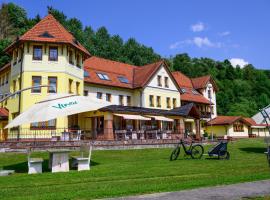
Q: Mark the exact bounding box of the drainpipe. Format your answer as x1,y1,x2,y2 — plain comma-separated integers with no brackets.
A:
17,45,24,140
18,45,24,115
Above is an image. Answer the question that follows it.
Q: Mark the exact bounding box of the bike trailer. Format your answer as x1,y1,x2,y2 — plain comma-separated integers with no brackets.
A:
208,141,230,159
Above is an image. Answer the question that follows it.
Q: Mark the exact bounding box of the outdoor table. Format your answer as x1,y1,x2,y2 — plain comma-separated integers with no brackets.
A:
48,149,71,173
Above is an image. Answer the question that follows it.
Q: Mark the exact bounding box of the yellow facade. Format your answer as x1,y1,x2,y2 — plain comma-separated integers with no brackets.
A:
2,42,85,138
205,123,250,137
205,125,227,137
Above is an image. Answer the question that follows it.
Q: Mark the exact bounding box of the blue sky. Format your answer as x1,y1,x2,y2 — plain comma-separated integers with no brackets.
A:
2,0,270,69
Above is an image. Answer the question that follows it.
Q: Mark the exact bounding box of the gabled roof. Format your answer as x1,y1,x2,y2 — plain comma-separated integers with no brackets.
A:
84,56,179,90
207,116,251,126
172,71,211,105
84,56,136,89
172,71,193,88
133,60,164,88
5,14,90,56
244,117,268,127
180,88,211,105
191,75,218,91
0,108,8,120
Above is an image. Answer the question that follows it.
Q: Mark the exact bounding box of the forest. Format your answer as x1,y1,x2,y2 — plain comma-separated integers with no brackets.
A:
0,3,269,117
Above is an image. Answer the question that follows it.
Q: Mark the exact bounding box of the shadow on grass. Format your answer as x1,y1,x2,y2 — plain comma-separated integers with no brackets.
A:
3,159,100,173
240,147,266,154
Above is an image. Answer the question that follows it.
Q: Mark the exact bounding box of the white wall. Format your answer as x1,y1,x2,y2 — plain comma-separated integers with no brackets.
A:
202,82,217,119
147,65,178,91
251,127,269,137
142,65,180,110
84,84,134,106
227,124,249,137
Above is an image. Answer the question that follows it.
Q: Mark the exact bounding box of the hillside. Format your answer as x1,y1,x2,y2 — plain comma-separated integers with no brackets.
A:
0,3,269,117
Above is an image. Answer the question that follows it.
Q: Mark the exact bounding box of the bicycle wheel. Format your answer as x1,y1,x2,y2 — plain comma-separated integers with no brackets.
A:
191,144,204,159
170,147,180,161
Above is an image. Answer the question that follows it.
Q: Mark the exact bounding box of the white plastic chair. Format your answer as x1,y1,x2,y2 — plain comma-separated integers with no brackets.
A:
27,148,43,174
72,144,93,171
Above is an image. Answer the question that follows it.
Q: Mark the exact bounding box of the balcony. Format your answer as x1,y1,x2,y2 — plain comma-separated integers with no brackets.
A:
200,111,211,119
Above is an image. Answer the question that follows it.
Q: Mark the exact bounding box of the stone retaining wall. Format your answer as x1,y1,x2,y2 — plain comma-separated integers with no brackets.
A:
0,139,180,151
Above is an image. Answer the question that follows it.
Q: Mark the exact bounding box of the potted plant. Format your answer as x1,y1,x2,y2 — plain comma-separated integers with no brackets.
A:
203,131,208,141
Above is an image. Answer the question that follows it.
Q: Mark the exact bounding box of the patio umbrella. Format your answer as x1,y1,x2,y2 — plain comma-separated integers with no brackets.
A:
5,94,112,129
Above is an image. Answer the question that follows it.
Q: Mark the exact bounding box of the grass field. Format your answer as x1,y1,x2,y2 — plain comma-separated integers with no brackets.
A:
0,138,269,200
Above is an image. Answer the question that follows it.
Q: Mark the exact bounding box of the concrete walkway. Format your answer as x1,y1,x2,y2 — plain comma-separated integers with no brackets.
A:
110,180,270,200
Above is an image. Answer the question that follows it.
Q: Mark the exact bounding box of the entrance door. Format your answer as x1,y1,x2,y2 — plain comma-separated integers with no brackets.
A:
1,122,8,141
185,122,192,132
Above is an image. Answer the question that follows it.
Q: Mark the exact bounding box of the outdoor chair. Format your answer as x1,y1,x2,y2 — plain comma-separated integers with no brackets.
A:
131,131,138,139
146,130,157,139
137,130,145,139
115,130,126,140
27,148,43,174
72,130,81,141
72,144,93,171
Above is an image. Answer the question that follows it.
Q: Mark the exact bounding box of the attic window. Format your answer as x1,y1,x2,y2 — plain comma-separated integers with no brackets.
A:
192,89,199,95
181,88,186,93
84,70,90,77
118,76,129,84
97,73,110,80
39,31,54,38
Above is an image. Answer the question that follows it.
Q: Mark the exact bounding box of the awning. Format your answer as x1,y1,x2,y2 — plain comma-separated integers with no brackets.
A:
251,125,267,128
5,94,112,129
114,114,151,120
147,115,174,122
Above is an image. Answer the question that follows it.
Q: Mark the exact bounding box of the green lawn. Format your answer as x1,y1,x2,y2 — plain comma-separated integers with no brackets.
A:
0,139,269,200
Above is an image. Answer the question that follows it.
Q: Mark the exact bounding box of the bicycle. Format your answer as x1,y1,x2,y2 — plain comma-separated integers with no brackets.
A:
170,139,204,160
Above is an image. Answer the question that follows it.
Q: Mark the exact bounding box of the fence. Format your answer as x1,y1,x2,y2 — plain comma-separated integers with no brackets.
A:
0,128,187,142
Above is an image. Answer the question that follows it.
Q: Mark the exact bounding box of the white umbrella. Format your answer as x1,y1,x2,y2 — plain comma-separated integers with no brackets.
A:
5,94,112,129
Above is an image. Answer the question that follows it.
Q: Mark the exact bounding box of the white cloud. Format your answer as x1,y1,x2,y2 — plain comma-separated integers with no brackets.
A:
191,22,205,32
193,37,218,48
169,37,222,49
219,31,231,36
229,58,249,68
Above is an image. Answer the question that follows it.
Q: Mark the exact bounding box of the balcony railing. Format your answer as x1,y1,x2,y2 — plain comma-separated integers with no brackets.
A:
200,111,211,119
0,128,186,142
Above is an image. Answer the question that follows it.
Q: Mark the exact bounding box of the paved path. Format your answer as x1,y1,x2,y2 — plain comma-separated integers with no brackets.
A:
109,180,270,200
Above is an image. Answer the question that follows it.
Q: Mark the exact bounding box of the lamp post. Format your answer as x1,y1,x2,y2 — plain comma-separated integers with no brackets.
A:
0,85,53,105
0,85,54,140
207,84,213,141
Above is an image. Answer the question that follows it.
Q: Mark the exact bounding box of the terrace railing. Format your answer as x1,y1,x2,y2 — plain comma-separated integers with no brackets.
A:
0,128,186,142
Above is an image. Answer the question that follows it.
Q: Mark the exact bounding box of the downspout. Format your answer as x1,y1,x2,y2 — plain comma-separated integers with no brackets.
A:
18,45,24,115
17,45,24,140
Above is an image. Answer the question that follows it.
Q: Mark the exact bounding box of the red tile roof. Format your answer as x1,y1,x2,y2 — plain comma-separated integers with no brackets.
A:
181,88,211,105
84,57,170,89
191,75,218,91
0,108,8,118
172,72,211,105
5,14,90,56
84,56,136,89
191,75,211,89
172,71,193,88
207,116,252,126
244,118,267,127
133,61,164,88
